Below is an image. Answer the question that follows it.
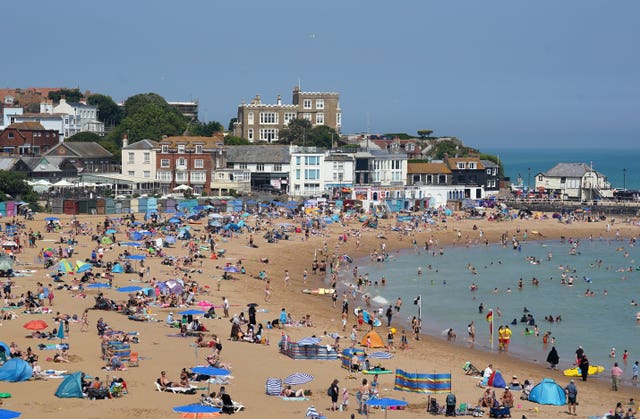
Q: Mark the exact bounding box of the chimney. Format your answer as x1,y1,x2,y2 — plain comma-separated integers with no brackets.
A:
277,95,282,105
122,133,129,148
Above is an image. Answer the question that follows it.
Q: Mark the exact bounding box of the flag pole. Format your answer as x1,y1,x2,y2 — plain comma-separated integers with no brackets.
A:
490,309,494,351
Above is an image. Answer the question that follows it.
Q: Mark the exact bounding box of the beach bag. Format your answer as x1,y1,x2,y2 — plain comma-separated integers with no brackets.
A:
327,385,333,396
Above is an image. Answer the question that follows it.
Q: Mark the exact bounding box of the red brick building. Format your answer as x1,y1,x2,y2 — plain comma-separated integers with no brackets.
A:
154,133,225,195
0,122,60,156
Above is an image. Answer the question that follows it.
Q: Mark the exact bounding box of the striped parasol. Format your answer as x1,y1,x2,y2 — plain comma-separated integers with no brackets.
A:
284,372,314,385
368,351,393,360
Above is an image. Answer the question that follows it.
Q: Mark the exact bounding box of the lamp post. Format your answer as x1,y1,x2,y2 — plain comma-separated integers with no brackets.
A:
623,168,627,191
528,168,531,195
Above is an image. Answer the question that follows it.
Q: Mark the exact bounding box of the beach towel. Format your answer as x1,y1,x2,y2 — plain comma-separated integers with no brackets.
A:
37,343,70,351
282,396,309,401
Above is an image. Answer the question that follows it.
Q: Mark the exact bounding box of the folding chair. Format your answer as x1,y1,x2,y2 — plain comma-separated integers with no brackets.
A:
128,352,139,367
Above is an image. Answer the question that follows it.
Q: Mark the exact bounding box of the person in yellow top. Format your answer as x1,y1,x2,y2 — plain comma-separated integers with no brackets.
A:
497,326,505,350
502,326,513,351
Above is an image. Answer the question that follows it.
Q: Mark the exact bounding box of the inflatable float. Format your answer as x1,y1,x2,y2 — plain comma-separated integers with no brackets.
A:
302,288,335,295
563,365,605,377
363,368,393,375
354,307,382,327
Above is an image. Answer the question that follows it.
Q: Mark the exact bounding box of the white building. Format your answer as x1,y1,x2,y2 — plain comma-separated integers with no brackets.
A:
534,162,614,201
53,98,104,137
289,146,326,197
120,136,158,180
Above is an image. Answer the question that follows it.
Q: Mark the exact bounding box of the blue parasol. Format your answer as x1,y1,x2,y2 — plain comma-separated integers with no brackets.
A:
86,283,110,289
117,286,143,293
365,398,408,418
105,229,117,234
126,254,146,260
0,409,22,419
223,266,239,273
44,217,59,221
191,366,231,376
168,218,181,224
120,242,141,247
179,309,205,316
172,404,220,417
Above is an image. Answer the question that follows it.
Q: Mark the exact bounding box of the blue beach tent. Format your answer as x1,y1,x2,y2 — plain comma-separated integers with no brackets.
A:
55,372,84,398
528,378,566,406
0,358,33,382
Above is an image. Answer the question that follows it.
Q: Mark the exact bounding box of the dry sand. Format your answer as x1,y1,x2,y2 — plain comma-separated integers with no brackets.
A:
0,211,638,418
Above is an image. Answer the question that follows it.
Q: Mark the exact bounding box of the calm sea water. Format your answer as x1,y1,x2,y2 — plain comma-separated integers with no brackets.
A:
338,237,640,377
487,148,640,191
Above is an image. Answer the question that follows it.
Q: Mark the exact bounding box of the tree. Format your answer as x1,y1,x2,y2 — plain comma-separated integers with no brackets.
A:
224,135,250,145
278,118,312,145
433,140,461,160
417,130,433,139
188,121,223,137
228,117,237,132
88,94,123,126
309,125,339,148
0,171,37,203
48,88,83,103
67,132,101,142
122,93,171,118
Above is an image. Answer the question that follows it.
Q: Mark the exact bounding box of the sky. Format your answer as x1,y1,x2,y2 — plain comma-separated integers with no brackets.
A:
3,0,639,149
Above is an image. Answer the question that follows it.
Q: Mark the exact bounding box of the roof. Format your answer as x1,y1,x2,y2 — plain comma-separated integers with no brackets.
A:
447,157,485,170
160,134,224,147
21,157,62,173
123,139,159,150
6,121,46,130
66,102,95,109
46,142,113,158
480,159,499,168
407,162,451,174
0,157,19,171
544,163,591,178
225,145,290,163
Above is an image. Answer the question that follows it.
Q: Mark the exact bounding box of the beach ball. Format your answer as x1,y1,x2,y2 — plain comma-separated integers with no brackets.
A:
391,328,397,334
534,407,539,413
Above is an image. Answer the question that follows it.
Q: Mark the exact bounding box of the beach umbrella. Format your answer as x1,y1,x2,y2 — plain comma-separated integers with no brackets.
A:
165,279,184,294
86,283,110,289
57,259,74,273
191,366,231,376
284,372,314,385
117,286,143,293
172,404,220,418
44,217,59,221
246,303,259,308
365,398,408,418
223,266,239,273
126,254,146,260
179,309,205,316
23,320,48,331
105,229,117,234
0,409,21,419
168,217,182,224
120,242,141,247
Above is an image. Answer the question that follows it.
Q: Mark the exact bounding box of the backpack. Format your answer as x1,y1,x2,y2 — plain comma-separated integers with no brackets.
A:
327,385,333,396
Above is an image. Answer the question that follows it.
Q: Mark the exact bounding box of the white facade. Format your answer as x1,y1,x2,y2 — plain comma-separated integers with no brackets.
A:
289,147,326,197
323,156,355,193
5,108,65,142
53,98,104,137
121,139,157,181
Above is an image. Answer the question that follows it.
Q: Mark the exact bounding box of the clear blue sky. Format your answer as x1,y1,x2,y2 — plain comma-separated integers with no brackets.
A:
3,1,639,149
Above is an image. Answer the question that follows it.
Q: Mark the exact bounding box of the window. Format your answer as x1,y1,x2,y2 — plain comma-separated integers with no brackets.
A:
273,164,282,172
143,152,150,163
295,169,301,180
560,177,566,184
316,113,324,125
259,112,278,124
303,99,312,109
238,163,247,170
175,172,188,182
177,158,187,168
316,99,324,109
177,145,186,153
248,128,254,141
256,164,264,172
161,145,169,153
191,172,206,182
305,156,320,165
143,171,151,178
195,145,202,154
486,168,492,175
295,156,301,165
259,128,278,142
160,159,170,168
284,112,296,125
304,169,320,180
303,113,312,121
538,175,543,181
194,159,204,169
7,132,14,139
128,171,135,176
457,162,466,169
128,152,135,164
468,162,477,169
247,112,254,125
487,179,496,188
157,171,172,181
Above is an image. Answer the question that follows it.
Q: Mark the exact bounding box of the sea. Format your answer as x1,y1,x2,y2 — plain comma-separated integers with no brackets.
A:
333,147,640,380
487,147,640,191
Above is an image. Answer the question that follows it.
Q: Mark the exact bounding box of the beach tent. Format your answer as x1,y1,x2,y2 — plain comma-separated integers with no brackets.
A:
360,330,385,348
111,263,124,273
0,358,33,382
55,372,84,398
528,378,566,406
278,336,338,360
488,370,506,388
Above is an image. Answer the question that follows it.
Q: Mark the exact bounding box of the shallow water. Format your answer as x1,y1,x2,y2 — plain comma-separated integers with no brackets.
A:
338,237,640,377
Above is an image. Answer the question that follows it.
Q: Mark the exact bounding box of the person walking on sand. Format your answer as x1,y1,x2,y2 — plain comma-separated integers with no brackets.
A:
222,296,229,318
564,379,578,416
80,309,89,332
611,362,623,391
328,379,339,411
283,270,289,286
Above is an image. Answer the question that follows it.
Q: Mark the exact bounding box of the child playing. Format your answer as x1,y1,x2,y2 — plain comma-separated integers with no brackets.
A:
341,387,349,411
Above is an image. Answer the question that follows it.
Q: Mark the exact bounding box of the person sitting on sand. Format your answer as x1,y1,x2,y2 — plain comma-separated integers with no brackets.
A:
201,392,222,407
282,385,307,398
501,387,514,407
480,388,495,407
54,349,70,364
509,375,522,390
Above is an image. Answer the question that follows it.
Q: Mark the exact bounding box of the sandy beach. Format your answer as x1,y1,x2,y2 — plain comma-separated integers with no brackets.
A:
0,209,638,419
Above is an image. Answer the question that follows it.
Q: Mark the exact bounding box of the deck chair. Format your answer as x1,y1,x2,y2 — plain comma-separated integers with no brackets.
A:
221,393,235,414
463,361,483,376
128,352,139,367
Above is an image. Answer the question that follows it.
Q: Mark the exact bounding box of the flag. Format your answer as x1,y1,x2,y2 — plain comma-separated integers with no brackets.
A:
486,310,493,336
